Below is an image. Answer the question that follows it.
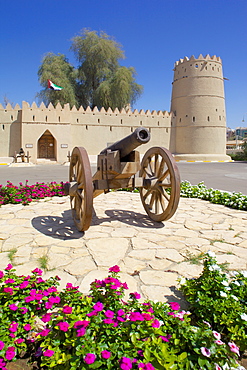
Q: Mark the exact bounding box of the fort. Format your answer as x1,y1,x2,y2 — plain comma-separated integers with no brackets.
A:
0,54,230,163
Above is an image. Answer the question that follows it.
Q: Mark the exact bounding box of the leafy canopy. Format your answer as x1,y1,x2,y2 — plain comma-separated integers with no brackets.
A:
37,29,143,110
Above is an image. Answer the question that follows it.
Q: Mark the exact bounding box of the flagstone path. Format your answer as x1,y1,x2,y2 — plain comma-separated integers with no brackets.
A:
0,192,247,306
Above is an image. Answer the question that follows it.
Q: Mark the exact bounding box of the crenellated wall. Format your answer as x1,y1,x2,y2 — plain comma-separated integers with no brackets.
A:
0,101,171,163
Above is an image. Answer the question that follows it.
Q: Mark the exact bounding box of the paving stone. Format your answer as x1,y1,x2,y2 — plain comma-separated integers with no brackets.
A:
86,238,129,266
119,257,147,274
128,249,156,261
64,256,96,276
148,258,173,270
111,227,137,238
43,269,77,290
131,237,162,249
139,270,178,286
156,249,184,262
141,285,177,302
2,235,34,251
170,262,203,278
185,220,212,230
0,252,11,269
216,254,247,270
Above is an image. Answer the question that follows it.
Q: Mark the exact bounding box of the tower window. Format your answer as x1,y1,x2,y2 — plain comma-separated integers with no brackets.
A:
195,64,198,68
207,116,210,121
98,119,100,123
192,117,196,122
219,116,221,120
2,124,5,130
33,115,35,121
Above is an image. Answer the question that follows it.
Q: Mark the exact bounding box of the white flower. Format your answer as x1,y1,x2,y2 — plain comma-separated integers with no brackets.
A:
179,277,186,285
213,331,221,340
231,295,238,301
222,280,229,286
241,270,247,278
207,250,216,258
222,364,230,370
209,264,222,272
240,313,247,321
233,281,240,286
225,286,231,291
220,291,227,298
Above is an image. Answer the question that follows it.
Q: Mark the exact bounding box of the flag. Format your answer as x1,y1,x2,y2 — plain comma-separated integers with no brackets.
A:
47,80,63,91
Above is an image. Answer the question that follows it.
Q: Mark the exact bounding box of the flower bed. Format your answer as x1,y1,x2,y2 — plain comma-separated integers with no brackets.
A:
0,263,246,369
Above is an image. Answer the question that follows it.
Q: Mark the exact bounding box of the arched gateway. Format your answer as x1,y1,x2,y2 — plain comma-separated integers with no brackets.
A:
38,130,56,159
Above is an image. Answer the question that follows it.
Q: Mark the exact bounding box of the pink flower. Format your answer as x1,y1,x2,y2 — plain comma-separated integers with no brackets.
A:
9,322,18,332
118,309,125,316
84,353,96,364
4,278,15,284
151,319,160,328
169,302,180,311
0,270,4,279
9,304,18,311
120,356,132,370
5,346,16,360
48,296,60,304
215,364,222,370
0,341,4,350
14,338,24,344
62,306,73,314
129,312,144,321
109,265,120,273
32,268,43,275
200,347,211,357
76,327,86,337
3,287,13,295
105,310,115,318
41,313,52,323
138,363,155,370
74,320,90,329
101,350,111,359
20,307,28,314
130,292,141,299
23,324,31,331
39,329,50,337
160,335,171,342
213,331,221,340
228,342,240,356
43,350,54,357
5,264,13,270
93,301,104,312
103,319,115,325
58,321,69,332
215,339,225,345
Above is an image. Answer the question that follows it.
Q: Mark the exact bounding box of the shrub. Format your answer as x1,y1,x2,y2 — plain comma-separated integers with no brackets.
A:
0,264,241,369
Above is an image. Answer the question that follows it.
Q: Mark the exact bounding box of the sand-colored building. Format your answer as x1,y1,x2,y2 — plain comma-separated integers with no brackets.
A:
0,55,230,163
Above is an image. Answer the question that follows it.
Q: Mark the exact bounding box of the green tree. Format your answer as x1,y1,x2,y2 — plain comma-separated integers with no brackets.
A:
71,29,143,109
37,29,143,110
37,53,77,108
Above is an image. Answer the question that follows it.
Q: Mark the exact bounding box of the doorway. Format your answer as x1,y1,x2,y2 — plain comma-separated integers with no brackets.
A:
38,130,56,159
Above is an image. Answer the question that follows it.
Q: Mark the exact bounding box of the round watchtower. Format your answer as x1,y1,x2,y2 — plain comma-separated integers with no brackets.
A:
170,54,230,161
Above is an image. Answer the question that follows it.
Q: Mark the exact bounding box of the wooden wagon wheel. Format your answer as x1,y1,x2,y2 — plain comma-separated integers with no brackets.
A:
69,147,93,231
139,147,180,222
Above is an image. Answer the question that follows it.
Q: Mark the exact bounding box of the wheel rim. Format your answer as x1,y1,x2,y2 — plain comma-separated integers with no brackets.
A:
69,147,93,231
139,147,180,222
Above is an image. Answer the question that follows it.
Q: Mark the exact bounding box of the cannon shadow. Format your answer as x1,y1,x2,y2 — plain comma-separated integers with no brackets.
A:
31,210,83,240
31,208,164,239
92,209,165,229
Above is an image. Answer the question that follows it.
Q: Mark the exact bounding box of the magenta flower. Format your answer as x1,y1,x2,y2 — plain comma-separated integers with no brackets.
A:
3,287,13,295
200,347,211,357
9,304,18,311
109,265,120,273
5,346,16,360
9,322,18,332
43,350,54,357
19,281,29,289
14,338,24,344
101,350,111,359
84,353,96,364
76,327,86,337
228,342,240,356
129,312,144,321
23,324,31,331
4,278,15,284
118,309,125,316
130,292,141,299
151,319,160,328
48,296,60,304
0,270,4,279
74,320,90,329
105,310,115,318
62,306,73,314
58,321,69,332
120,356,132,370
160,335,171,342
20,307,28,314
41,313,52,323
5,264,13,270
0,341,4,350
32,268,43,275
138,363,155,370
169,302,180,311
93,301,104,312
103,318,115,325
39,329,50,337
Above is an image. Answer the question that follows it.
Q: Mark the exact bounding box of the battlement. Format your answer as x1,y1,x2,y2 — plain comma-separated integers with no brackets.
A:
174,54,222,66
0,101,170,118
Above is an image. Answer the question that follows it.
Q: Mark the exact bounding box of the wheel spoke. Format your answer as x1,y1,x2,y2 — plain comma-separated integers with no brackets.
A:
143,188,152,201
159,168,170,182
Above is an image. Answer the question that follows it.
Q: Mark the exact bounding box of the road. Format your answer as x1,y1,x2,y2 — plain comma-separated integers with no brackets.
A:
0,161,246,195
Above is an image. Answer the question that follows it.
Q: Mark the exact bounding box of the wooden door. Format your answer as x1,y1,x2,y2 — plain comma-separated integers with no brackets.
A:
38,131,55,159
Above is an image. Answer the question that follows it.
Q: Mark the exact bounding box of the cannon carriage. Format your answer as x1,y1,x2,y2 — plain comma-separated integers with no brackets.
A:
64,128,180,231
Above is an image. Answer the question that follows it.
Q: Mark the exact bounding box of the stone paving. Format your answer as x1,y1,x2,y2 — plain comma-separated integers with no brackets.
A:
0,192,247,305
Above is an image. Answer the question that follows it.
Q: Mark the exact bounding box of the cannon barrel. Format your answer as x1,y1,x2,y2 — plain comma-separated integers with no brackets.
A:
100,127,150,159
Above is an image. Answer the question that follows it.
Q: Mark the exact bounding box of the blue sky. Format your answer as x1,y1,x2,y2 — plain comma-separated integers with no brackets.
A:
0,0,246,128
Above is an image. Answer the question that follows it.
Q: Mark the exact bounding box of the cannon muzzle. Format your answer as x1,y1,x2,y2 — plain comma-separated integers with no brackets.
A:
100,127,150,160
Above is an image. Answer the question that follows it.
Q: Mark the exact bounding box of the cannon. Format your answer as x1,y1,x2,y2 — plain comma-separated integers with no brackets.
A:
65,127,180,231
